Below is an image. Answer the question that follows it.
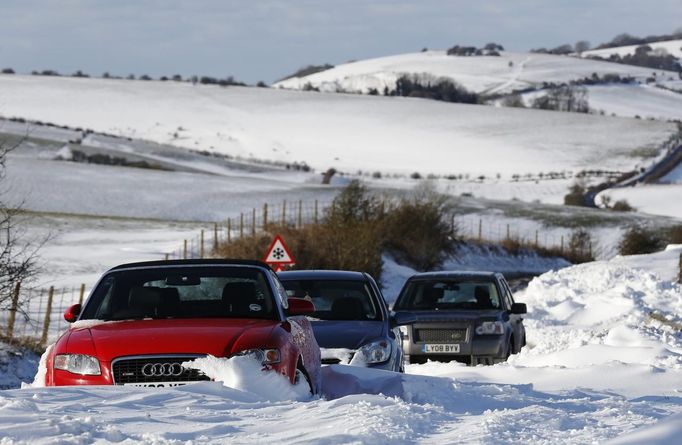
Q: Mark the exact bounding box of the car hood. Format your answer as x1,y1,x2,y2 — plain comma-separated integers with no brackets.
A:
394,309,505,323
65,318,279,362
311,320,385,349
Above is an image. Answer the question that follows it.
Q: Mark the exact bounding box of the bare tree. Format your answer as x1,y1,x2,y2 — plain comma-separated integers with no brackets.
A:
575,40,591,54
0,132,41,319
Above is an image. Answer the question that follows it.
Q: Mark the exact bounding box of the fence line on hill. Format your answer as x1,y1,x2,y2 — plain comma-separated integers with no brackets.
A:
167,199,594,262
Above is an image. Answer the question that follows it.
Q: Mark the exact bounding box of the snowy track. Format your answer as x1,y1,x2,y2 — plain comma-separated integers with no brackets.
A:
1,246,681,444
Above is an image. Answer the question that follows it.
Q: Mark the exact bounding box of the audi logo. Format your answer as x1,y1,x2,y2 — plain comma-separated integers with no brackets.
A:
141,363,186,377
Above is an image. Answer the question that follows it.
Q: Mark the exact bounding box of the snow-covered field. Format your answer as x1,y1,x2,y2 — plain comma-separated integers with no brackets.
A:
274,50,678,96
597,184,682,219
583,39,682,61
0,74,676,180
1,245,680,444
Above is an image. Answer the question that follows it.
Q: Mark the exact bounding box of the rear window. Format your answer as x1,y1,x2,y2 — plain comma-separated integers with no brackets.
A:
81,266,277,320
281,279,381,321
394,279,501,311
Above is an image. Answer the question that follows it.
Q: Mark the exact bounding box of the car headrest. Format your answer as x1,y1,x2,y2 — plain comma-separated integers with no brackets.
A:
474,285,492,307
222,281,258,303
330,297,365,320
426,287,444,302
129,286,162,308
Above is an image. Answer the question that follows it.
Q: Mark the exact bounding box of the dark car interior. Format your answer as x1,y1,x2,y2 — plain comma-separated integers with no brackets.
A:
394,280,502,310
81,268,277,320
281,279,381,321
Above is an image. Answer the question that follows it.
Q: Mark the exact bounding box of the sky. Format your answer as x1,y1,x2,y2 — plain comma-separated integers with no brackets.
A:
0,0,680,84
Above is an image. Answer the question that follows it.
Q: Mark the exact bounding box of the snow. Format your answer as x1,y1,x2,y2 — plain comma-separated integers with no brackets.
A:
583,39,682,61
0,343,40,390
274,50,676,95
584,84,682,121
596,184,682,219
0,75,675,180
2,246,680,443
184,355,312,402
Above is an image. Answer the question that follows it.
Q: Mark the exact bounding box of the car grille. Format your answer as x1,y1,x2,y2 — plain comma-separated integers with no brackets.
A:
414,328,467,343
111,356,210,384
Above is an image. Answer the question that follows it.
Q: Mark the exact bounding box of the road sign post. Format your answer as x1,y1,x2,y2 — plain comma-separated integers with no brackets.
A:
263,234,295,272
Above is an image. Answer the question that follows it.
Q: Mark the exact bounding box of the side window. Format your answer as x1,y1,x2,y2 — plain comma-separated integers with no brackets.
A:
500,279,514,310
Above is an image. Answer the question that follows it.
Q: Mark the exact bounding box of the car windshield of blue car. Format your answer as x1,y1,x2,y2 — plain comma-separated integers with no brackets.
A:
394,280,501,310
281,279,381,321
80,266,277,320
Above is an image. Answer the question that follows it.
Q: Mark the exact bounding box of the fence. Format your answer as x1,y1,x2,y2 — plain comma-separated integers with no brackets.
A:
1,284,87,347
167,199,597,261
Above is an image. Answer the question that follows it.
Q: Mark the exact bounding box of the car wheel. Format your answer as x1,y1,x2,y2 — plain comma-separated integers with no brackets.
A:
295,367,313,395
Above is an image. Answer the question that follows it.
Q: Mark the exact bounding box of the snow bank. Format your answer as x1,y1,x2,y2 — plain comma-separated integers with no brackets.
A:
183,355,312,402
0,343,40,390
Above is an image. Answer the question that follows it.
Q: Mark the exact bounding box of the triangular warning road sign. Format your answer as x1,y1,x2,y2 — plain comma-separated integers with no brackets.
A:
263,234,295,265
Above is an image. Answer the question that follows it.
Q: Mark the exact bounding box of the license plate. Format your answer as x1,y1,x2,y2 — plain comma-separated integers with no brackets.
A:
422,344,460,353
123,381,196,388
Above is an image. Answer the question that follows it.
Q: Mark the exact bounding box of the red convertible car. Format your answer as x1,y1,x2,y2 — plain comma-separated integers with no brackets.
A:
44,259,321,394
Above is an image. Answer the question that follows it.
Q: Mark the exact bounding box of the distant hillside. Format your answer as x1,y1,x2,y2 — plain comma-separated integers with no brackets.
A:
273,50,678,96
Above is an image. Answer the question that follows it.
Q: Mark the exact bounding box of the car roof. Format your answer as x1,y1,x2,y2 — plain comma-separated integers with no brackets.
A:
278,270,368,281
408,271,502,281
108,259,272,272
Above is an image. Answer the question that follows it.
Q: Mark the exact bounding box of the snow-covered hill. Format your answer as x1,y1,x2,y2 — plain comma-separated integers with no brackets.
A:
583,39,682,61
274,50,678,95
0,74,675,180
1,246,680,443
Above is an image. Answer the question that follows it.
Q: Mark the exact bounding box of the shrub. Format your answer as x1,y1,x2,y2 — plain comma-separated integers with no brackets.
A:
619,226,666,255
611,199,635,212
564,182,586,206
214,181,456,280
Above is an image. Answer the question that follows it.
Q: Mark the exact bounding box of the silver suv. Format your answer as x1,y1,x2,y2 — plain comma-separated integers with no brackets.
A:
392,271,526,366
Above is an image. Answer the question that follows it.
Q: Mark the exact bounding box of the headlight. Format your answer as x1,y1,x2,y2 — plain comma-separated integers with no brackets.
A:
353,340,391,364
234,349,280,365
54,354,101,375
476,321,505,335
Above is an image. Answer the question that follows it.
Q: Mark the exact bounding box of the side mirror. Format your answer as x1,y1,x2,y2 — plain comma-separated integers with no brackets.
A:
287,298,315,316
64,304,82,323
510,302,527,314
390,311,417,328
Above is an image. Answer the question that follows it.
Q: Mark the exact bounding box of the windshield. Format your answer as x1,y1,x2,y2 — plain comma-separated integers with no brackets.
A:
281,279,381,321
80,266,277,321
394,279,501,311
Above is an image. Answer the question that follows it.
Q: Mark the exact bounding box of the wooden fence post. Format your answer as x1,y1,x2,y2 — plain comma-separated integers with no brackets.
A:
41,286,55,346
252,208,256,236
240,213,244,237
535,230,539,247
183,240,188,259
506,224,510,240
227,219,232,243
78,283,86,305
164,253,169,261
281,200,287,226
478,219,482,241
200,229,205,259
263,203,268,227
560,235,564,253
298,200,303,228
213,223,218,250
6,282,21,340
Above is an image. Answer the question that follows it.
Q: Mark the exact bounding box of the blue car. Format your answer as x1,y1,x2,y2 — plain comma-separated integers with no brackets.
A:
278,270,404,373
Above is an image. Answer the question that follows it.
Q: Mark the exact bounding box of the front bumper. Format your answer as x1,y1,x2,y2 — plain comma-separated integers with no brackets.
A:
402,323,507,365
